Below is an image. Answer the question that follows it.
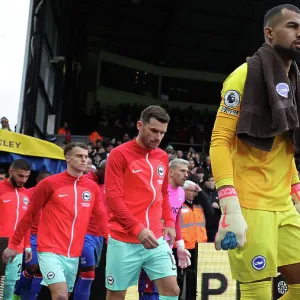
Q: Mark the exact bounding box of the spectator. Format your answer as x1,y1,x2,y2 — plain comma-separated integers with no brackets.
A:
87,143,96,158
95,139,102,150
89,130,102,146
57,122,71,142
193,153,201,167
0,168,6,181
176,150,184,159
202,174,221,242
188,159,195,173
180,180,207,269
122,133,131,143
0,117,11,131
195,167,205,188
202,155,212,173
92,153,102,168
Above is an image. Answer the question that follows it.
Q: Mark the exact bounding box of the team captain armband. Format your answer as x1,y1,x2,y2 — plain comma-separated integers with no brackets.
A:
218,187,238,200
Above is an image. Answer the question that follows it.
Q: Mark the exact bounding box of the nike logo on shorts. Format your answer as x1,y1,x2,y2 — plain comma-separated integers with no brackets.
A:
132,169,142,173
3,200,11,203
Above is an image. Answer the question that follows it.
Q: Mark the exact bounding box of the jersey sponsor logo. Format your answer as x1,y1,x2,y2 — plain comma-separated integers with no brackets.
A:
58,194,68,198
3,199,11,203
157,165,165,177
82,191,91,202
157,179,163,185
171,206,182,214
252,255,266,271
132,169,142,173
47,271,55,280
23,197,29,206
276,82,289,98
220,106,239,116
107,275,115,285
224,90,240,107
221,206,230,229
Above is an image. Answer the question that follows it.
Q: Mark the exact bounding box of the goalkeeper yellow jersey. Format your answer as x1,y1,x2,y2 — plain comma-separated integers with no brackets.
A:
210,63,299,211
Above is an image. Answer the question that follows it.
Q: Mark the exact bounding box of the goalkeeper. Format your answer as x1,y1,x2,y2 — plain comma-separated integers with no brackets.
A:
210,4,300,300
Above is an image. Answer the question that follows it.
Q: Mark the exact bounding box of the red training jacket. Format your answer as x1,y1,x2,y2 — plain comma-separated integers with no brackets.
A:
84,171,108,238
105,139,175,243
0,180,30,253
9,171,107,257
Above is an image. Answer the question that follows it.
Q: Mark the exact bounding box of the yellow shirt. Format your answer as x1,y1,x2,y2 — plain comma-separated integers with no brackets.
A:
210,63,299,211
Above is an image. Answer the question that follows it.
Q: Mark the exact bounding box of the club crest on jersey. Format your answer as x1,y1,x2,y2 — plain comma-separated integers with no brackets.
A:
252,255,266,271
23,197,29,206
82,191,91,202
157,165,164,177
224,90,240,108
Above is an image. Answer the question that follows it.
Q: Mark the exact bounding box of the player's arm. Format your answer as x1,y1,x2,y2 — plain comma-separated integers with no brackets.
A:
161,160,175,228
93,187,109,238
210,65,248,251
8,180,52,250
174,210,182,242
105,149,145,237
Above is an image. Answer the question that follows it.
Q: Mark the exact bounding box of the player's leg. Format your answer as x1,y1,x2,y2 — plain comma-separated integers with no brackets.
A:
74,235,100,300
228,208,278,300
105,237,143,300
138,269,159,300
3,253,23,300
13,234,42,300
277,207,300,299
37,252,76,300
143,237,179,299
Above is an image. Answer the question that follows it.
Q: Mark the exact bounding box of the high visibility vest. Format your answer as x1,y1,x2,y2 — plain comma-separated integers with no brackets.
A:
180,203,207,249
89,131,102,145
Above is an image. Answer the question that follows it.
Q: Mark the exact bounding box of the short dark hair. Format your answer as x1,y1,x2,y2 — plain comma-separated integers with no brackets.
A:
64,142,88,156
37,170,52,180
263,4,300,29
10,159,31,171
140,105,170,124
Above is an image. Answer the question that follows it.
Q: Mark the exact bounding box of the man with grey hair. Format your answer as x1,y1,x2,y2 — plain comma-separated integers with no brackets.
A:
138,158,191,300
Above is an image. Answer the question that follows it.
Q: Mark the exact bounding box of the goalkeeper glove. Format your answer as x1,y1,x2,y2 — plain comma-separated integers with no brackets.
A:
175,239,191,268
291,183,300,213
215,187,248,251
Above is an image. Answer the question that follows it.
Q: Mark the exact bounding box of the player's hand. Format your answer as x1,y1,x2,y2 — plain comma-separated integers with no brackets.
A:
175,239,191,268
24,248,32,263
2,248,18,264
212,202,220,209
291,183,300,213
137,228,159,250
163,226,176,246
215,187,248,251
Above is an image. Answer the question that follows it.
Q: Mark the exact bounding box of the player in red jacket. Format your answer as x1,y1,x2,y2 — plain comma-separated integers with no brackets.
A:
105,106,180,300
2,142,107,300
13,170,52,300
0,159,31,300
74,159,108,300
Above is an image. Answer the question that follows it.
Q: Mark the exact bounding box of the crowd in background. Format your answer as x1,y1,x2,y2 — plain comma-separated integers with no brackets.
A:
2,102,300,244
